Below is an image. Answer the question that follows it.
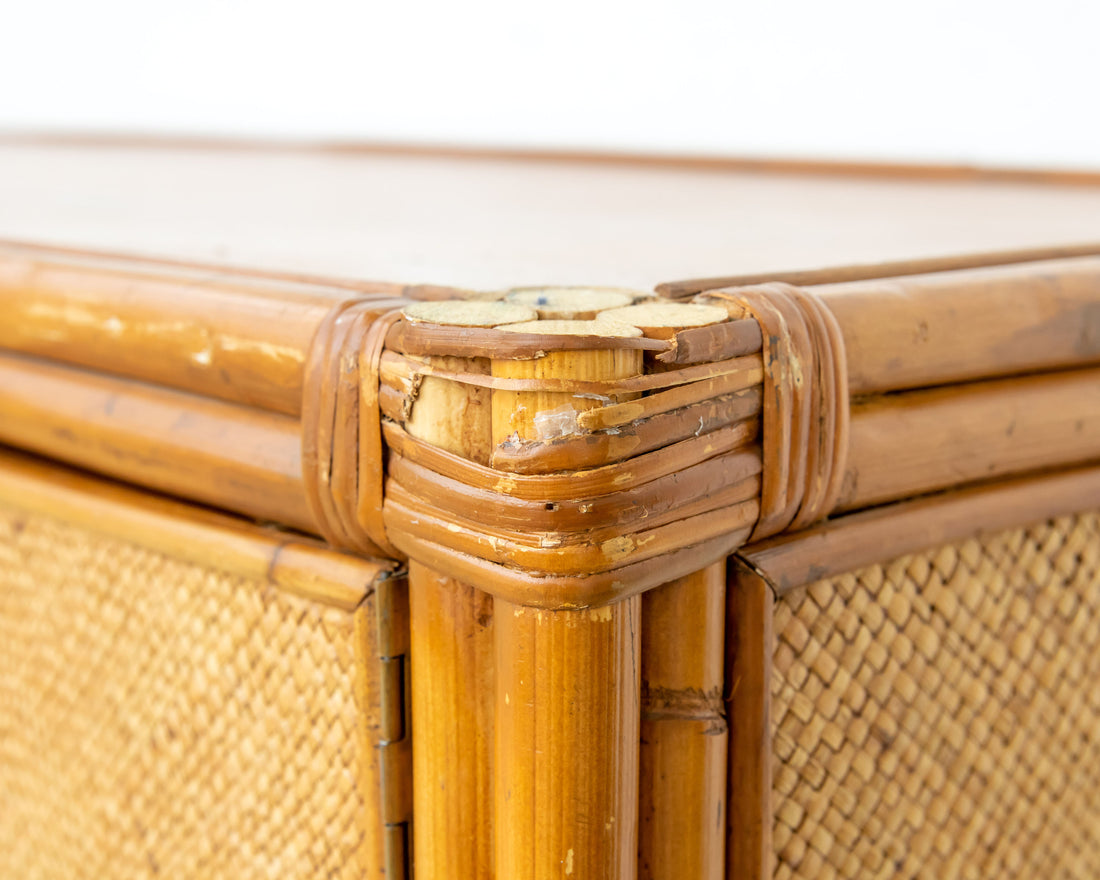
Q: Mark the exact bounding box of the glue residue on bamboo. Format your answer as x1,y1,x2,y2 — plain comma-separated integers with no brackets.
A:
492,319,644,449
403,300,537,463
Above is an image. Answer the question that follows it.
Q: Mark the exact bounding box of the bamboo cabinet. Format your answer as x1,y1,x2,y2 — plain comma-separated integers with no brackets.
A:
1,145,1100,879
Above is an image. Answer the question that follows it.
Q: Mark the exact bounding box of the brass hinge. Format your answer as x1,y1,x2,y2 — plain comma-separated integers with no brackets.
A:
376,570,412,879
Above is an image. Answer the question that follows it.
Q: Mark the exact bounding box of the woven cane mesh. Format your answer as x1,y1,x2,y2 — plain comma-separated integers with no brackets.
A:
0,502,377,879
772,512,1100,880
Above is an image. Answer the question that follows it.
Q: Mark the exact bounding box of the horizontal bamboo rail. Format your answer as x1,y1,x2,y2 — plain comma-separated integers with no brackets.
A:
0,244,406,415
0,352,312,532
743,462,1100,595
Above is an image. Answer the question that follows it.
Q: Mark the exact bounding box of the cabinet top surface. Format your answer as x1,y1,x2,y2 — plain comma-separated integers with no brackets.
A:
2,140,1099,289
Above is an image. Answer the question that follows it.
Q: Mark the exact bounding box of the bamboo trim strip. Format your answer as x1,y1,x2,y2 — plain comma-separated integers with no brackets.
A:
742,461,1100,595
380,349,763,395
0,446,391,610
488,395,760,474
387,523,753,610
302,299,409,558
382,422,761,501
385,451,760,532
386,320,671,359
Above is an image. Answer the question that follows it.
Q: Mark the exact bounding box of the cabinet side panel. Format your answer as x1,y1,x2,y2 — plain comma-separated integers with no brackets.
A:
771,511,1100,879
0,502,383,879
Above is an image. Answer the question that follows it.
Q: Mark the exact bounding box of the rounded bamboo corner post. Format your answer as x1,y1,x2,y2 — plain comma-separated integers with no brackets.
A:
638,562,728,880
491,320,644,880
404,300,534,879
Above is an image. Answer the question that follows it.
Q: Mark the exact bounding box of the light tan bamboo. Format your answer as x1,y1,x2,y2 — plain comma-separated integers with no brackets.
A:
405,301,534,880
491,320,643,880
639,563,727,880
505,287,634,319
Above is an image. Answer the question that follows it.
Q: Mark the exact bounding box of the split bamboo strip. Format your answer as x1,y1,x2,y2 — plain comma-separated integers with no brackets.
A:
597,302,729,340
404,301,532,880
491,320,643,879
0,351,313,532
639,563,727,880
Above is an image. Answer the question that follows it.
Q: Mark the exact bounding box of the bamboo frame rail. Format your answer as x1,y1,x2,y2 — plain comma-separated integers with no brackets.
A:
3,240,1100,879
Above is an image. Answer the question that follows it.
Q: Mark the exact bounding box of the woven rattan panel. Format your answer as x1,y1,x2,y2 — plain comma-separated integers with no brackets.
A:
0,503,375,879
772,512,1100,879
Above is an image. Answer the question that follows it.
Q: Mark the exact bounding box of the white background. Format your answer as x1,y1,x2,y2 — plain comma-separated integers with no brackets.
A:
3,0,1099,169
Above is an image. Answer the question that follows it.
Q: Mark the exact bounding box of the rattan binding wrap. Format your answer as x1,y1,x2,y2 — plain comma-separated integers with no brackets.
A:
0,503,382,879
772,511,1100,879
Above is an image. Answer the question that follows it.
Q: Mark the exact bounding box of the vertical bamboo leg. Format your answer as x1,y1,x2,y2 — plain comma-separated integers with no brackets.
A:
638,562,728,880
491,320,644,880
496,600,642,879
409,563,494,878
404,301,536,880
725,559,774,880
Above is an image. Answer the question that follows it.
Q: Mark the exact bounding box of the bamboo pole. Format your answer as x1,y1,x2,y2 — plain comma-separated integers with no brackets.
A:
491,320,643,880
600,304,733,880
0,250,404,415
404,300,535,880
639,563,727,880
0,351,311,532
725,559,774,880
837,366,1100,512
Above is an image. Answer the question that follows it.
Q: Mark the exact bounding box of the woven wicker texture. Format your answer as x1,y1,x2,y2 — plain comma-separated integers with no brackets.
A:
772,512,1100,879
0,503,378,879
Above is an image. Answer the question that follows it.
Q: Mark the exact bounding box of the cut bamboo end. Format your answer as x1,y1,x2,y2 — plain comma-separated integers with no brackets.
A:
504,287,635,320
496,319,643,337
596,302,729,340
402,300,537,327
